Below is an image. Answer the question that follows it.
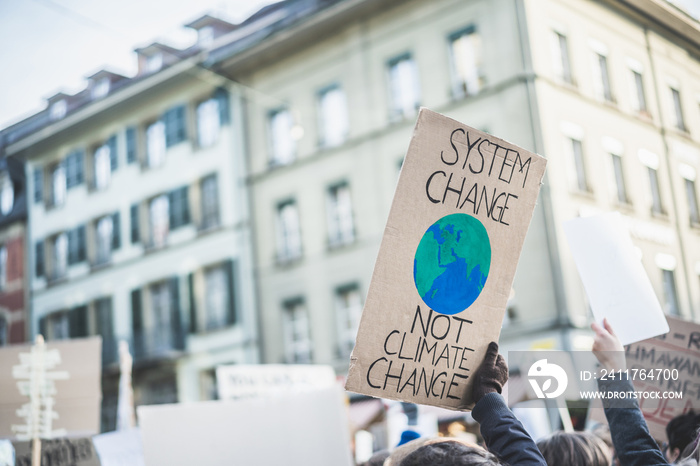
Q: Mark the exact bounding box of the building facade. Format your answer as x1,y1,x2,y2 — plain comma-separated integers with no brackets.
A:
208,0,700,369
1,16,260,430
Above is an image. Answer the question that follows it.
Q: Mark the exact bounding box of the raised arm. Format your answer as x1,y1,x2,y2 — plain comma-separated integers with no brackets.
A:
471,342,547,466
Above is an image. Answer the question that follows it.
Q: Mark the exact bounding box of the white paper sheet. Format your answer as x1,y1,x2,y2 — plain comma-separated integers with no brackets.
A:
564,212,669,345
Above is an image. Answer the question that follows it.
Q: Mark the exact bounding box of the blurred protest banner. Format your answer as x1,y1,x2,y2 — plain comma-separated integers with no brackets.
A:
345,108,547,410
92,428,144,466
588,316,697,441
13,437,101,466
138,385,353,466
216,364,336,400
564,212,669,345
0,337,102,439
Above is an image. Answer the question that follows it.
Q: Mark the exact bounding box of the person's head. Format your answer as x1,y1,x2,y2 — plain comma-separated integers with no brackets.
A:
358,449,390,466
536,431,611,466
666,412,700,463
386,438,501,466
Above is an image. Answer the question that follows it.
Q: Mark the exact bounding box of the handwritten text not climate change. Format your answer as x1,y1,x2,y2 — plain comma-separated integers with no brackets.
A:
425,128,532,226
366,305,475,401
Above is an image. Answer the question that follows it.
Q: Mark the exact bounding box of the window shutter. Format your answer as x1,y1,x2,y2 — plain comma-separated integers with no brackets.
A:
69,306,89,338
182,187,190,224
225,259,237,325
126,126,137,164
188,273,197,333
214,88,230,125
130,204,140,243
131,289,143,331
77,225,86,262
97,299,114,339
108,135,118,171
111,212,121,250
35,241,44,277
169,277,183,349
165,105,187,147
34,168,43,203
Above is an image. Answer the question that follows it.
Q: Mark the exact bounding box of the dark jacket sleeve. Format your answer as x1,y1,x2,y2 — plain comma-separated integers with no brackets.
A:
597,378,669,466
472,392,547,466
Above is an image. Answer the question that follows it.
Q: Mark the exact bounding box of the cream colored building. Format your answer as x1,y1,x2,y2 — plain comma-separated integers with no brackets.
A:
209,0,700,368
1,17,260,429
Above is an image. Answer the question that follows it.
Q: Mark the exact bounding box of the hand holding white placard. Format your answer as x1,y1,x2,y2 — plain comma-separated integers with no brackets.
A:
564,212,669,345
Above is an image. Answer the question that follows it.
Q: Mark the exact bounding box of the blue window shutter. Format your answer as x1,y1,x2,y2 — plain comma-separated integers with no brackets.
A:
35,241,44,277
188,273,197,333
165,105,187,147
126,127,137,164
112,212,121,250
130,204,140,243
108,135,118,171
34,168,43,203
225,259,237,325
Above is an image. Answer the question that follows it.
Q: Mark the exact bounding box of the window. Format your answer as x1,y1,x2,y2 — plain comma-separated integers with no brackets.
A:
91,78,110,99
550,30,572,84
0,246,7,289
282,299,312,363
35,241,45,278
164,105,187,147
610,154,628,204
662,269,680,315
269,108,296,166
51,162,67,207
686,178,699,225
50,100,67,121
627,60,647,114
276,200,302,262
200,175,219,230
0,172,14,216
336,285,362,358
449,26,482,97
146,53,163,73
204,265,229,331
327,183,354,247
318,85,349,148
649,167,664,215
567,137,588,192
671,87,687,132
197,99,220,148
33,167,43,204
45,312,70,340
67,225,86,265
149,281,173,351
94,145,111,190
146,121,166,168
388,54,420,120
593,52,613,102
126,127,137,164
96,215,114,265
168,187,190,230
65,149,85,189
52,233,68,280
149,195,169,248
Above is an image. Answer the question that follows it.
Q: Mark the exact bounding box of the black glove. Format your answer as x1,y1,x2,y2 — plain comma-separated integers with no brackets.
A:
472,341,508,403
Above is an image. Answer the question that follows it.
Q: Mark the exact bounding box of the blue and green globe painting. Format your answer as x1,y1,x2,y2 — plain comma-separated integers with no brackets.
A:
413,213,491,315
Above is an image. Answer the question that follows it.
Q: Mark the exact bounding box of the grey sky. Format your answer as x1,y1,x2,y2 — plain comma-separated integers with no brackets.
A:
0,0,273,129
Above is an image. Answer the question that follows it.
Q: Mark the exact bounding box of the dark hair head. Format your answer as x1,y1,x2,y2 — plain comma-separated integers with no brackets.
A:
359,449,390,466
399,440,501,466
536,431,610,466
667,411,700,453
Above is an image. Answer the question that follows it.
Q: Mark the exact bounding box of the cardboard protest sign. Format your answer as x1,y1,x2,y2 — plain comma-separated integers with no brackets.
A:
587,316,699,441
564,212,669,345
13,437,101,466
0,337,102,438
345,108,547,410
138,385,353,466
216,364,336,400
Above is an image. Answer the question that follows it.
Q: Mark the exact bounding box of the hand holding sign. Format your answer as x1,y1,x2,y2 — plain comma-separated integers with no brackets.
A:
591,318,626,372
472,342,508,403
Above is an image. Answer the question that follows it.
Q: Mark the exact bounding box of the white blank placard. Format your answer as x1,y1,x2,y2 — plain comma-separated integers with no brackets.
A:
564,212,669,345
138,385,353,466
